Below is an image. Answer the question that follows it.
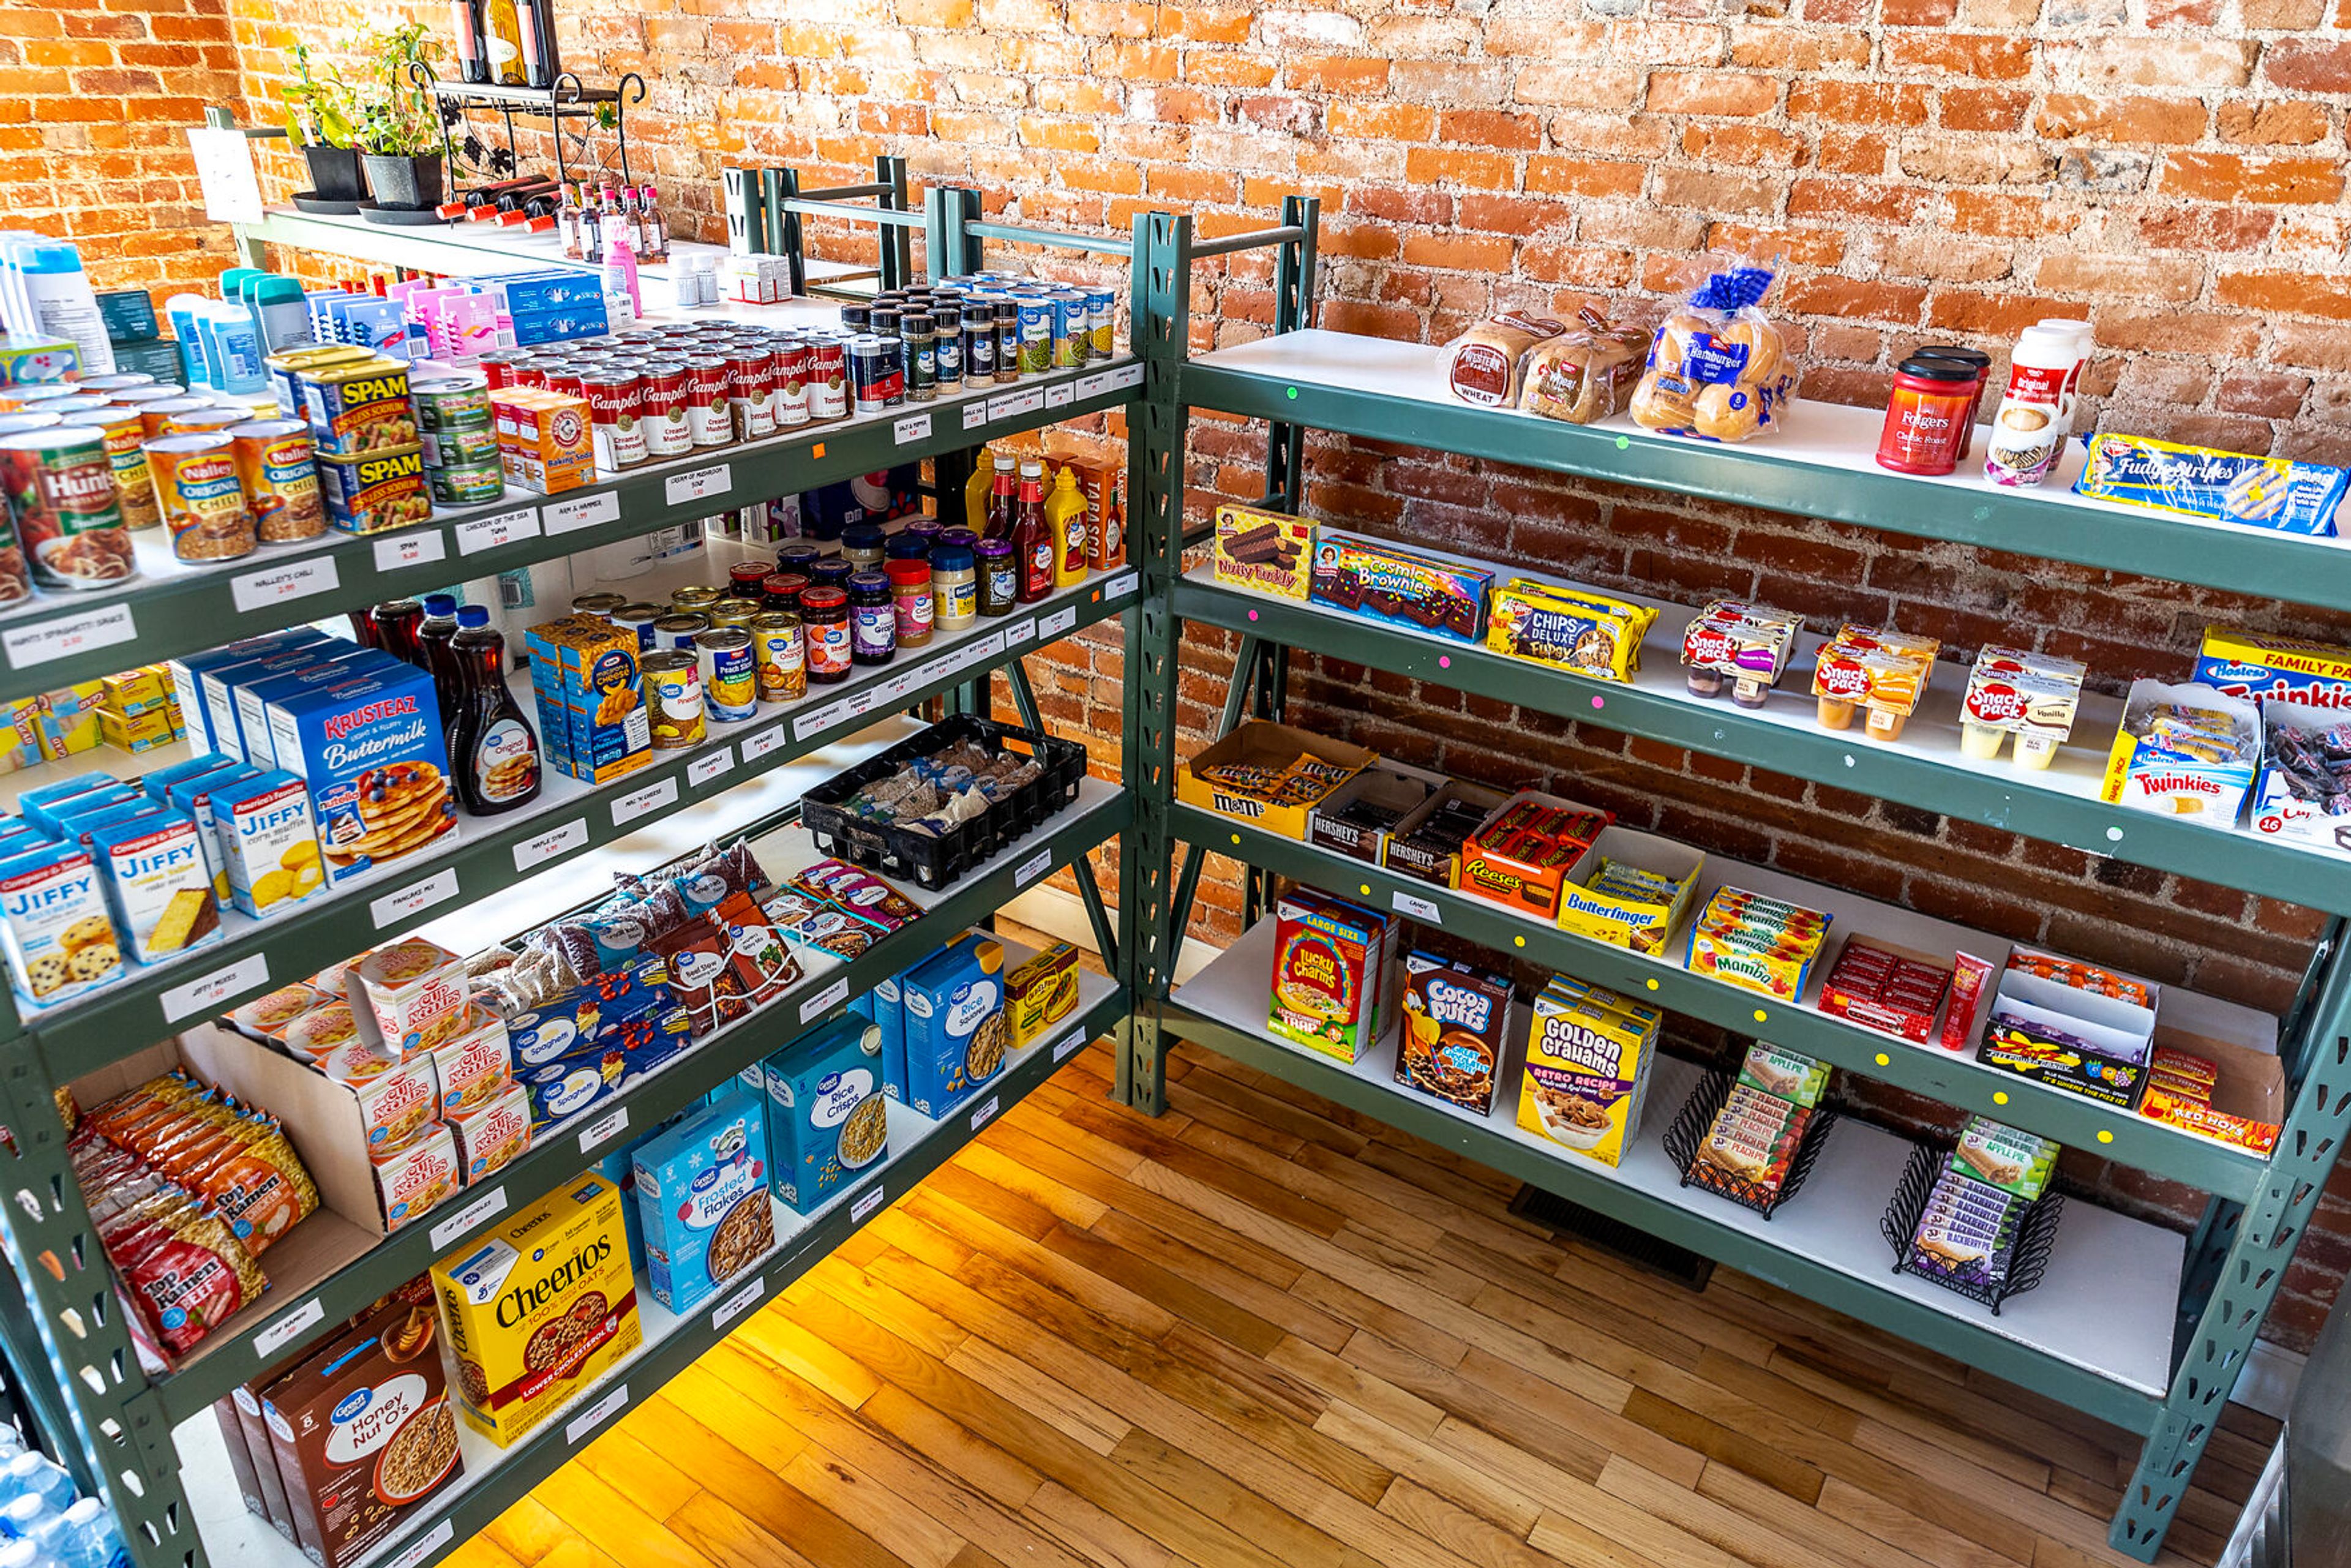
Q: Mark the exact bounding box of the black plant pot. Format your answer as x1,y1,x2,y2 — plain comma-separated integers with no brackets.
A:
302,144,367,202
361,154,444,211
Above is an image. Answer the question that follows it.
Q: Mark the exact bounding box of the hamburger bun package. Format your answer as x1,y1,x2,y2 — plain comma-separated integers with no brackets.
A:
1630,266,1795,443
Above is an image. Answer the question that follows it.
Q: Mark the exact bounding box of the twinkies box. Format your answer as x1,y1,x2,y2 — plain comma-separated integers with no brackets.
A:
2194,626,2351,710
266,664,456,888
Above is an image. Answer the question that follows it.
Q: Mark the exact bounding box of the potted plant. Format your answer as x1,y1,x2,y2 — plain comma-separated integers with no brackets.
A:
279,41,365,201
353,23,447,209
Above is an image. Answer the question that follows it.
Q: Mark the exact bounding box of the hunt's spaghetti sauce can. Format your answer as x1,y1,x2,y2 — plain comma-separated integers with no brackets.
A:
62,407,158,530
0,427,132,590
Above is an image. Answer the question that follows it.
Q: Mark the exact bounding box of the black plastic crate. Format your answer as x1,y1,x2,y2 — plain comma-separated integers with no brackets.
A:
1879,1140,2064,1315
1660,1067,1839,1221
801,715,1087,890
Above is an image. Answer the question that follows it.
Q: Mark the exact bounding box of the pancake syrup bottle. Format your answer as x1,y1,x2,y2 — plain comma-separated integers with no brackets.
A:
449,604,542,815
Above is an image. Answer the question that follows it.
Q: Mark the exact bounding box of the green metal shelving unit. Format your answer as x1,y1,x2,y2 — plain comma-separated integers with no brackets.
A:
1118,213,2351,1563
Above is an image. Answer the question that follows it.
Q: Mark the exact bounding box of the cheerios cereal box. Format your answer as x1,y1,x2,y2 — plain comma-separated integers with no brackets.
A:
432,1172,639,1447
1515,978,1660,1168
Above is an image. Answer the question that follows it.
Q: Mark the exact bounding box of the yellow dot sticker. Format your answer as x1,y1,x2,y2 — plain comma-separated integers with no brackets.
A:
1752,1009,1767,1023
1359,885,1370,896
2098,1130,2114,1144
1645,978,1659,990
1230,834,1240,846
1993,1091,2009,1105
1874,1053,1890,1067
1513,936,1526,948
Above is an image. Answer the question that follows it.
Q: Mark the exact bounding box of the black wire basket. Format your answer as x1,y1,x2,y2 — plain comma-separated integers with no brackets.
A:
800,716,1086,889
1660,1067,1839,1220
1879,1140,2064,1315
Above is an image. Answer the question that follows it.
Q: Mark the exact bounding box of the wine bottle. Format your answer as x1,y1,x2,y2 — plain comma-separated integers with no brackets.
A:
481,0,525,86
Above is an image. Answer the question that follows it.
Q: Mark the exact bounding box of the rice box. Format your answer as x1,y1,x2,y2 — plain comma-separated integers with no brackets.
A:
901,934,1009,1118
264,662,456,887
0,838,121,1008
357,939,470,1059
431,1172,640,1447
872,971,907,1101
214,768,324,918
1268,890,1393,1063
633,1091,775,1313
761,1015,888,1214
1516,980,1660,1168
88,810,221,966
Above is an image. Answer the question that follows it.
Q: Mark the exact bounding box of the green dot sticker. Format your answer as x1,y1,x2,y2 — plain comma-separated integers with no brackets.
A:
1615,435,1630,450
2098,1130,2114,1144
1875,1053,1890,1067
1993,1091,2009,1105
1286,386,1298,399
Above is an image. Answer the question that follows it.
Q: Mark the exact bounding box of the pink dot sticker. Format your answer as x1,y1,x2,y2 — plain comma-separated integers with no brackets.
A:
1591,695,1605,710
1438,655,1450,669
1247,609,1258,621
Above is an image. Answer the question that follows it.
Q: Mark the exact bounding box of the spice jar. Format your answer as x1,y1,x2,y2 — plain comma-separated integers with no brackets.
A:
975,536,1018,618
1877,355,1979,476
932,540,977,632
901,312,937,403
841,522,887,572
887,558,936,648
848,570,896,665
801,585,853,683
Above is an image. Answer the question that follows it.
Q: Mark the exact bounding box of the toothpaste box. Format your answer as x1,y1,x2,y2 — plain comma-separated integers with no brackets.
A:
87,811,220,966
0,838,121,1008
265,663,455,888
214,768,324,918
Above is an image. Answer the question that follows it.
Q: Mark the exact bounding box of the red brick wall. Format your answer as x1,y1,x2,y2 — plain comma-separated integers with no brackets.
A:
239,0,2351,1352
0,0,244,310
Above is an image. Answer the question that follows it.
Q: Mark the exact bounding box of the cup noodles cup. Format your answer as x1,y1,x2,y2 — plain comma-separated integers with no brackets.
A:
227,980,329,1043
320,1042,443,1155
370,1120,459,1232
449,1079,531,1184
283,999,364,1059
431,1002,512,1119
357,939,470,1059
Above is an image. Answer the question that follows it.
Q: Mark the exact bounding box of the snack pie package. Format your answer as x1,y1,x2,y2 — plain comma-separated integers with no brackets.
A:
633,1090,774,1314
432,1172,640,1447
1212,503,1314,600
1396,950,1514,1116
1268,890,1393,1063
1949,1115,2059,1200
266,663,456,887
1737,1041,1829,1109
1517,978,1659,1167
1485,580,1657,683
2073,433,2347,538
1308,535,1492,645
1960,647,2087,770
2099,678,2259,823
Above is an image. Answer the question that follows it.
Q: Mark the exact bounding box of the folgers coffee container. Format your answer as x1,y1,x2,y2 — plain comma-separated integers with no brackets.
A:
0,427,134,590
582,370,647,473
63,407,159,530
683,356,732,447
1876,356,1978,477
700,625,757,721
1914,345,1990,460
146,433,256,563
228,419,326,542
642,649,705,749
800,584,852,683
638,360,692,458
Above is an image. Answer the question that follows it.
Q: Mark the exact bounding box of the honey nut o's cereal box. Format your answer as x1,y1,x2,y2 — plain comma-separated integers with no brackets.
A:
431,1173,639,1447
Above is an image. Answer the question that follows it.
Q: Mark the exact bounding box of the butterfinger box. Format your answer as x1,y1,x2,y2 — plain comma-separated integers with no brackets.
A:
432,1172,640,1447
266,663,456,888
1268,890,1395,1063
1212,503,1314,600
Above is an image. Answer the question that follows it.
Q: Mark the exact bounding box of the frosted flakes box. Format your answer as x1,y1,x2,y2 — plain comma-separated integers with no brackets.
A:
264,663,455,887
633,1090,774,1314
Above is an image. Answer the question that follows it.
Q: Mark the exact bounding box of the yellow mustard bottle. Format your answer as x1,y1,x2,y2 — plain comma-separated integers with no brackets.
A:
1046,465,1089,588
963,446,994,532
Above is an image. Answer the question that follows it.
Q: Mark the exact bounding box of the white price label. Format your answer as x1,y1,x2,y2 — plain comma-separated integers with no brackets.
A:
1076,372,1110,399
254,1298,325,1358
2,602,137,671
1041,606,1076,639
1106,570,1139,599
1053,1027,1084,1062
711,1274,767,1331
578,1106,629,1153
1392,891,1441,923
799,975,850,1022
230,556,339,615
961,401,988,432
455,505,541,556
514,818,589,871
741,723,787,760
969,1095,999,1132
666,463,732,506
429,1185,509,1250
792,700,848,741
1045,382,1074,409
851,1185,887,1224
383,1523,454,1568
972,631,1008,661
893,412,932,445
1110,362,1144,391
1005,618,1037,648
1011,388,1045,417
986,394,1017,423
370,867,460,930
546,492,621,535
612,777,678,826
372,531,446,572
1016,847,1052,887
565,1382,629,1446
160,953,269,1023
688,746,735,787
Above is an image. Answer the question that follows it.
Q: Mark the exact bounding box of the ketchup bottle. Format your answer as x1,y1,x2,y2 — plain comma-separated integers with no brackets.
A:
1011,459,1054,604
449,605,542,816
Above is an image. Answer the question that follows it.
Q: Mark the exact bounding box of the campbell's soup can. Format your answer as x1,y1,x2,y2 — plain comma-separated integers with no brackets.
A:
772,339,812,429
683,356,732,447
638,359,694,458
582,370,648,473
145,432,255,563
227,418,324,542
509,362,550,391
475,349,528,389
727,347,778,440
62,407,159,530
543,366,588,403
806,337,848,421
0,427,129,593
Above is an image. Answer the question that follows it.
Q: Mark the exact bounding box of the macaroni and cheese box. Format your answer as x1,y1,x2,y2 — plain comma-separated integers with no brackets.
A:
525,616,651,786
265,663,456,888
762,1015,888,1214
1005,940,1080,1051
1268,890,1393,1063
432,1172,640,1447
88,811,220,966
0,838,121,1008
633,1090,775,1314
902,934,1010,1118
214,768,324,918
1516,979,1660,1168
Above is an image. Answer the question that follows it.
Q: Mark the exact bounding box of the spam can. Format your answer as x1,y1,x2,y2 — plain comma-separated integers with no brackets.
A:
316,444,430,534
266,343,370,416
226,418,324,543
699,626,757,721
299,354,417,456
642,649,705,749
144,432,255,563
751,610,806,702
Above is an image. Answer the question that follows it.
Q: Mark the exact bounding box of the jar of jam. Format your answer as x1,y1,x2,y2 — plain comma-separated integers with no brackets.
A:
887,558,936,648
761,571,809,612
1878,354,1979,476
975,537,1018,618
808,557,855,595
801,585,853,683
849,570,896,665
901,518,942,555
775,541,821,576
886,533,930,563
728,561,773,598
932,539,978,632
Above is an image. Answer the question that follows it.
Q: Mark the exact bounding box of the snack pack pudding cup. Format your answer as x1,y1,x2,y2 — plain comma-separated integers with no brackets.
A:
1731,674,1772,710
1686,667,1725,699
1864,703,1909,741
1817,696,1858,730
1959,721,2007,761
2013,732,2060,770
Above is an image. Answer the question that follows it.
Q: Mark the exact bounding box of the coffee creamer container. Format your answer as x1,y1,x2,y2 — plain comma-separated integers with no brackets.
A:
1984,322,2091,489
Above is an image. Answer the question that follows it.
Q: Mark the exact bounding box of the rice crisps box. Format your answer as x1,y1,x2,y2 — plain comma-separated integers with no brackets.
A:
762,1015,887,1214
266,662,456,887
632,1090,774,1314
901,934,1008,1118
0,838,121,1008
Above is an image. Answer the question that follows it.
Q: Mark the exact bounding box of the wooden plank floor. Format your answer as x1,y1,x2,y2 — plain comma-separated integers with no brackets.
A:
448,1038,2274,1568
